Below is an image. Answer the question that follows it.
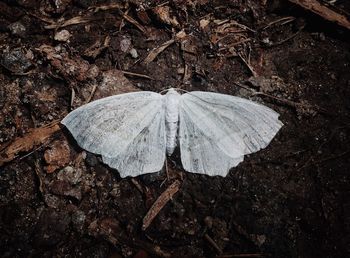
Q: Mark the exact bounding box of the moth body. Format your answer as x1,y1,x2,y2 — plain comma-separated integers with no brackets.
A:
164,88,181,155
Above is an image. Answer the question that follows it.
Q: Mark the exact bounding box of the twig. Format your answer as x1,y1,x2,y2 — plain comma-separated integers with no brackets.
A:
237,52,258,77
264,26,304,47
34,158,46,203
300,150,350,170
260,16,296,30
70,87,75,111
85,83,98,104
131,178,144,193
288,0,350,30
121,70,154,80
230,20,256,33
142,180,181,230
312,150,350,164
118,9,147,34
253,91,297,108
204,233,223,255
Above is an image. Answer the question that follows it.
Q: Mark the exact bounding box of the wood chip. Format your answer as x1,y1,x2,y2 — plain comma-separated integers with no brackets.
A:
142,180,181,230
153,5,180,28
288,0,350,30
0,120,60,166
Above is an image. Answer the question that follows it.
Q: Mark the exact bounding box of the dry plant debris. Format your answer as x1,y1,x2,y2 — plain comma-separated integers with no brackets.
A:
0,121,60,166
288,0,350,29
153,5,180,28
0,0,349,257
44,139,71,173
83,35,111,59
142,180,182,230
143,30,186,64
38,44,99,81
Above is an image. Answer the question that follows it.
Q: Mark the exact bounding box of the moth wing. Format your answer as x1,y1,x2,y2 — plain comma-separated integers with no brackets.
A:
179,91,283,176
62,91,166,177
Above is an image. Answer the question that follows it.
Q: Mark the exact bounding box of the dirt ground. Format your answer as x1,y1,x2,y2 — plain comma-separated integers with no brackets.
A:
0,0,349,257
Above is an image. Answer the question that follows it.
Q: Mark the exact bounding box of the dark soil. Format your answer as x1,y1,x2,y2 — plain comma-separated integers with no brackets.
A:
1,0,349,257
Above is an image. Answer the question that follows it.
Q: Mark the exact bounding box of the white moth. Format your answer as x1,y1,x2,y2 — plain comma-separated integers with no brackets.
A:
62,88,283,177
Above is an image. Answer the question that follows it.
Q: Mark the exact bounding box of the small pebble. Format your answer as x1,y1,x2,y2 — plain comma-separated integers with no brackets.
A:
120,38,132,52
54,30,72,42
1,48,32,73
129,48,138,58
8,22,26,37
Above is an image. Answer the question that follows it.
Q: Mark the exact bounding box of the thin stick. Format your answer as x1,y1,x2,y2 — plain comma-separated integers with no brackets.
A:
288,0,350,30
237,52,258,77
142,180,181,230
85,83,98,104
260,16,295,30
204,233,223,255
121,70,154,80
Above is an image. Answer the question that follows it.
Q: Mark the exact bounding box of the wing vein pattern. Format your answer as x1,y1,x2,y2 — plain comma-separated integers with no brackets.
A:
179,91,283,176
62,92,166,177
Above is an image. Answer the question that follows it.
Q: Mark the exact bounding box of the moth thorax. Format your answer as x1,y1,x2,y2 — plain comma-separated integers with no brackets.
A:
165,90,181,155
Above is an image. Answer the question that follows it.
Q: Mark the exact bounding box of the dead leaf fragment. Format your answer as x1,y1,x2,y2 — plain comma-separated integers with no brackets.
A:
120,11,147,34
83,36,110,58
199,19,210,30
143,39,175,64
0,121,60,166
45,16,92,29
137,9,152,24
142,180,181,230
153,6,180,28
44,139,71,173
143,30,186,64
